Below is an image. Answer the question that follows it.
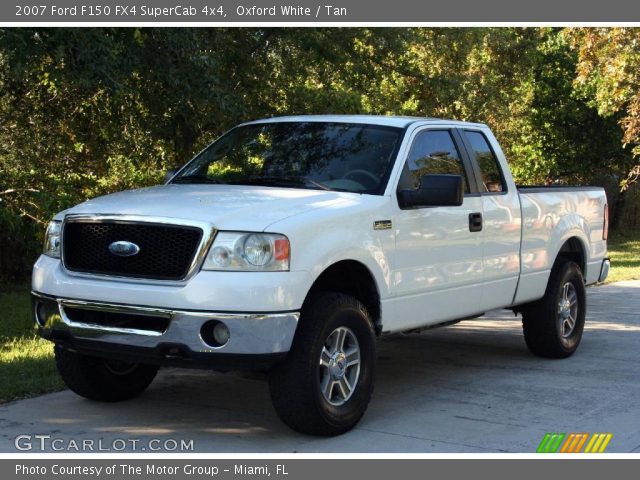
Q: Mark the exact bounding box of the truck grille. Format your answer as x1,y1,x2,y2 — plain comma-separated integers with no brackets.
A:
62,220,204,280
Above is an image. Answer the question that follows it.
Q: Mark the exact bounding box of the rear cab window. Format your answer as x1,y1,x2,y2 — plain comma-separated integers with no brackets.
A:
463,130,506,193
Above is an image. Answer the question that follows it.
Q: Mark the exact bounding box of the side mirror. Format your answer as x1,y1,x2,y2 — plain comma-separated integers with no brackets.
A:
164,169,177,183
398,174,463,208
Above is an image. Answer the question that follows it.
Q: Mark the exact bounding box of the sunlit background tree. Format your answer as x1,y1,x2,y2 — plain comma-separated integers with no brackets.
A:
1,27,639,281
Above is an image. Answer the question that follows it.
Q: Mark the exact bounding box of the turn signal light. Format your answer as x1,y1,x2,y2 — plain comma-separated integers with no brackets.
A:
274,238,290,261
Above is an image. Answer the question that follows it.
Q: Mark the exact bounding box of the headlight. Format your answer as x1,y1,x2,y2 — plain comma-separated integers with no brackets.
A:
43,220,62,258
202,232,290,271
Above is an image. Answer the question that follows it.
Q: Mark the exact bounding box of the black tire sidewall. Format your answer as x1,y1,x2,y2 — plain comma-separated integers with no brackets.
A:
55,346,158,402
269,292,377,435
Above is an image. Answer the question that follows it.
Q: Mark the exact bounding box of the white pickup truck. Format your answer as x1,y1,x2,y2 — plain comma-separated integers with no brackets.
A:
33,115,610,436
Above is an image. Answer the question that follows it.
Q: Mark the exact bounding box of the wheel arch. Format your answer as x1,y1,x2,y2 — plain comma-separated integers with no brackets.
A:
513,234,588,313
547,213,591,277
555,236,587,275
303,260,382,334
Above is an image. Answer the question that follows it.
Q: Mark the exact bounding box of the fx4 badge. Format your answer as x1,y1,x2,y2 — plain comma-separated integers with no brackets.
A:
373,220,392,230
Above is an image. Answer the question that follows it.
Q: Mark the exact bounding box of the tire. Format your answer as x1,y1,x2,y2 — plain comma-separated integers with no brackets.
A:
522,260,587,358
268,292,377,436
55,346,159,402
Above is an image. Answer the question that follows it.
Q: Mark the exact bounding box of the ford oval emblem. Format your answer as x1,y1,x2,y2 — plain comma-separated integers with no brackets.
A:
108,241,140,257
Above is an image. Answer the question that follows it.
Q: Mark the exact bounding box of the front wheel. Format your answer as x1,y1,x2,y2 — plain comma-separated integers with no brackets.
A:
268,292,377,436
55,346,159,402
522,260,587,358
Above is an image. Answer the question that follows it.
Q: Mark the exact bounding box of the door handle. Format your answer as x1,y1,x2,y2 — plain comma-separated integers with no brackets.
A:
469,212,483,232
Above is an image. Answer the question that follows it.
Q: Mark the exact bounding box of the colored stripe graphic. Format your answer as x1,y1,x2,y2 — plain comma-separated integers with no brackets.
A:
536,433,553,453
561,433,588,453
537,433,565,453
584,433,613,453
537,433,613,453
560,433,577,453
573,433,589,452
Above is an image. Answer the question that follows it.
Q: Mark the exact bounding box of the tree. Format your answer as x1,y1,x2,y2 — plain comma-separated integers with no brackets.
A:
1,27,637,280
567,27,640,189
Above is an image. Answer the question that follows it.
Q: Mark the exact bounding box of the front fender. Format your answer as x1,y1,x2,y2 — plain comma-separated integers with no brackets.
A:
266,196,394,300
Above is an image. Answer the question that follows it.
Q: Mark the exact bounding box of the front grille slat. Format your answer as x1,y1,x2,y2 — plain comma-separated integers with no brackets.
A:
63,306,170,333
63,220,203,280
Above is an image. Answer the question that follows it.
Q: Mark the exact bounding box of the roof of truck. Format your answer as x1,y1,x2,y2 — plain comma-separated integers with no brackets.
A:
242,115,487,129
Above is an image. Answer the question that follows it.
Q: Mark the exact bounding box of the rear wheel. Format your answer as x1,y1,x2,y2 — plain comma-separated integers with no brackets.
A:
55,346,159,402
522,260,586,358
268,292,377,436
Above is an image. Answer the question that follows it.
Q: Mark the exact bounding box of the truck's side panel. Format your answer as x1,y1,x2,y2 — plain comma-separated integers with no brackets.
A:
513,188,607,305
389,195,485,331
458,127,523,312
478,193,522,309
386,125,485,332
264,194,396,310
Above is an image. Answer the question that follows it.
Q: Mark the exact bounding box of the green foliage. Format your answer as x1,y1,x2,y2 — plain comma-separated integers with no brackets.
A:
0,27,638,281
566,28,640,189
0,285,65,402
604,232,640,284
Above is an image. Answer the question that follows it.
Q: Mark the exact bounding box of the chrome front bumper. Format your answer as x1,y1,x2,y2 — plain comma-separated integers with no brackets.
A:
32,292,299,369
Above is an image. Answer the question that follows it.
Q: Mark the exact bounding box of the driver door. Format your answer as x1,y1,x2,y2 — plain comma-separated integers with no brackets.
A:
389,127,485,331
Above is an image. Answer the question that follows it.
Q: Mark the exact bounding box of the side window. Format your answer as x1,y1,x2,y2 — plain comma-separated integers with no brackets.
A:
398,130,469,193
464,131,506,193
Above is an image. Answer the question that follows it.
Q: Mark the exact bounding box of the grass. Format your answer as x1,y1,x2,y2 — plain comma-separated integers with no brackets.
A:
605,232,640,284
0,232,638,403
0,285,64,403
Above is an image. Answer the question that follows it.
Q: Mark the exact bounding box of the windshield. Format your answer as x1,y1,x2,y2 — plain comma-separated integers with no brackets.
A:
171,122,403,194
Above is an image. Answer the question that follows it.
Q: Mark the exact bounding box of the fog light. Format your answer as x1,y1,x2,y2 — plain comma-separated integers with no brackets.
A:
200,320,230,348
213,322,230,345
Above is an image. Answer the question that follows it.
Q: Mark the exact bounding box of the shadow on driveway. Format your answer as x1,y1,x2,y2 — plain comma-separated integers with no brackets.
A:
1,281,639,453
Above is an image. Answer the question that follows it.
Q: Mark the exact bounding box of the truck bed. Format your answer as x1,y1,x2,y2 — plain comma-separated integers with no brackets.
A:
513,184,608,305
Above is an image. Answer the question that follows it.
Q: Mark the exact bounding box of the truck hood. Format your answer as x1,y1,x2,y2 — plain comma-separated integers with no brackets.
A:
59,184,361,231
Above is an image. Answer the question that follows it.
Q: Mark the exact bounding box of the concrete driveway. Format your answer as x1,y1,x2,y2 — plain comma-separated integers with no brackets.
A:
1,281,639,453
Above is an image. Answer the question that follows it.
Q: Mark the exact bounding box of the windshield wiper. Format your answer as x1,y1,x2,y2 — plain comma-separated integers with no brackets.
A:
241,175,331,191
305,178,332,191
241,175,303,187
171,175,224,185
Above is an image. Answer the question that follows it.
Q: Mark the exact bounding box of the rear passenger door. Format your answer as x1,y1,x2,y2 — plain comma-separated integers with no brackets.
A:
390,128,485,331
459,128,522,311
